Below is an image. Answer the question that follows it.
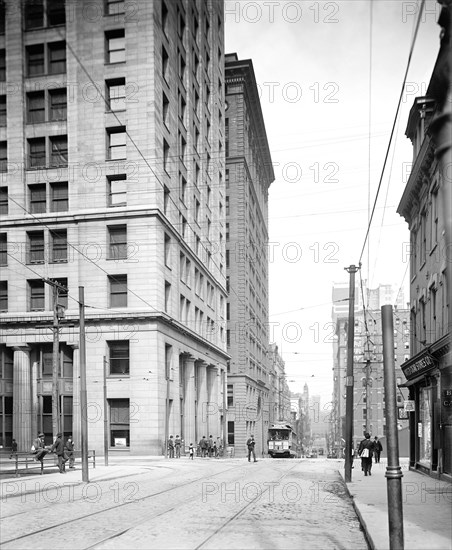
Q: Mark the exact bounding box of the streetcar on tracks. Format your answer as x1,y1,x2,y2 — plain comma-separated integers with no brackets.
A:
267,423,299,458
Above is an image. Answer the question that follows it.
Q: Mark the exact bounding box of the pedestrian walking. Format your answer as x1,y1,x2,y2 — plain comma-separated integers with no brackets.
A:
168,435,175,458
175,435,181,458
65,435,75,469
199,436,208,457
50,432,68,473
208,435,214,457
358,432,374,476
213,441,218,458
246,434,257,462
373,436,383,463
31,432,49,463
189,443,194,460
9,439,17,459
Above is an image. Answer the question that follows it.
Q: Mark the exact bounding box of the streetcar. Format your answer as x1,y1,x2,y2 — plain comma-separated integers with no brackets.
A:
267,423,299,458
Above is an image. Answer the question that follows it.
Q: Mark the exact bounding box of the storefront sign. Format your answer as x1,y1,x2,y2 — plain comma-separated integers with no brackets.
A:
404,400,415,412
417,422,423,438
114,438,127,446
402,353,436,380
443,389,452,408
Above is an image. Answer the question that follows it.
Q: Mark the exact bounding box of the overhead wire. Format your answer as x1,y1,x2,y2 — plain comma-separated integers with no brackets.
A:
357,0,426,266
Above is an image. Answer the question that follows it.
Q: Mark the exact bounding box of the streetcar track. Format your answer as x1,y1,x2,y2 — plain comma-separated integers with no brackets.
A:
194,462,300,550
0,464,242,546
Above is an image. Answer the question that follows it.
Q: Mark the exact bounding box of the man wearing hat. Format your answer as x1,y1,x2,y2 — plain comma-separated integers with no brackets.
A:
50,432,67,473
32,432,49,463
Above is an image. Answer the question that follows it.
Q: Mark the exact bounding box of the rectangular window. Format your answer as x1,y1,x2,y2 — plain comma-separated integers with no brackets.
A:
162,46,169,82
105,0,125,16
27,231,45,263
0,188,7,216
27,91,45,123
29,279,45,310
47,0,65,26
108,175,127,207
48,41,66,74
49,88,67,120
0,95,6,126
25,0,44,29
28,138,46,168
164,234,171,266
108,341,129,375
29,184,46,213
164,185,170,215
163,139,170,173
26,44,45,76
109,398,130,447
107,128,126,160
109,274,127,307
162,92,170,127
50,182,68,212
227,421,234,445
0,233,6,265
54,277,68,309
0,50,4,81
227,384,233,407
0,141,6,172
106,30,125,63
0,281,7,311
51,229,67,262
164,281,171,312
165,344,172,379
50,135,68,166
108,225,127,260
107,78,126,111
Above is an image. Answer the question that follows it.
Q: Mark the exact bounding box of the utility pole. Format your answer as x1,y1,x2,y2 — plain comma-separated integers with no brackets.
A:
52,284,61,438
222,368,227,456
344,264,360,482
79,286,89,482
103,356,109,467
382,304,404,549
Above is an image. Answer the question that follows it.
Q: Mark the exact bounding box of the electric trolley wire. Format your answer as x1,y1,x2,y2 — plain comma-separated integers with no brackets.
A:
358,0,426,266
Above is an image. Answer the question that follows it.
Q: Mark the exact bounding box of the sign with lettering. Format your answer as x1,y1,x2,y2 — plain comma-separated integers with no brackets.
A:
402,353,436,380
398,407,409,419
404,400,415,412
442,389,452,408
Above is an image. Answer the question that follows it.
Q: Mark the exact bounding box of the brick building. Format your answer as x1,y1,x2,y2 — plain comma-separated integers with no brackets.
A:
0,0,228,455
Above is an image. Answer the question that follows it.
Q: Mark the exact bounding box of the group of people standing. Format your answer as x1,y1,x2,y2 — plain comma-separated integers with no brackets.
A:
167,435,224,458
357,433,383,476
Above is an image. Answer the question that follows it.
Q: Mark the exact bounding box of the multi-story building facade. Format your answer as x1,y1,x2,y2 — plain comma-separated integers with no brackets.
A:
397,5,451,478
352,307,410,449
224,53,274,457
332,282,408,455
0,0,228,455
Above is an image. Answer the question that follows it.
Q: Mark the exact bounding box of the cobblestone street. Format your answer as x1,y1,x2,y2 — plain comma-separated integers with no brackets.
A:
1,458,368,549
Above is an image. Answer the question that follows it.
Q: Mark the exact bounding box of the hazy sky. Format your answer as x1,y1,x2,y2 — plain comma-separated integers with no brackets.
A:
225,0,442,402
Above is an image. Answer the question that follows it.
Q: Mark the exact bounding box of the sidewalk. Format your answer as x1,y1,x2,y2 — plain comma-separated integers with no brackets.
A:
338,458,452,550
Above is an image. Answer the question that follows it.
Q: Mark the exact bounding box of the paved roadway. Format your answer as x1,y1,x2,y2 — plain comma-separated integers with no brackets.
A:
1,457,369,549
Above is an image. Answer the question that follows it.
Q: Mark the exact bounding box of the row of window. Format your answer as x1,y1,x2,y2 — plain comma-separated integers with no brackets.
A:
0,176,126,217
0,224,127,267
0,274,127,312
0,128,130,172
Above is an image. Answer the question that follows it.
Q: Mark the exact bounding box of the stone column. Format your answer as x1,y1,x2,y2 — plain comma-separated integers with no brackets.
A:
70,344,81,449
12,347,32,452
31,360,39,439
183,355,196,449
197,361,208,439
207,366,219,437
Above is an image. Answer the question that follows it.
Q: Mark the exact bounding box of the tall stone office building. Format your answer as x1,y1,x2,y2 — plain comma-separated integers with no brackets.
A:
225,54,274,457
0,0,228,455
